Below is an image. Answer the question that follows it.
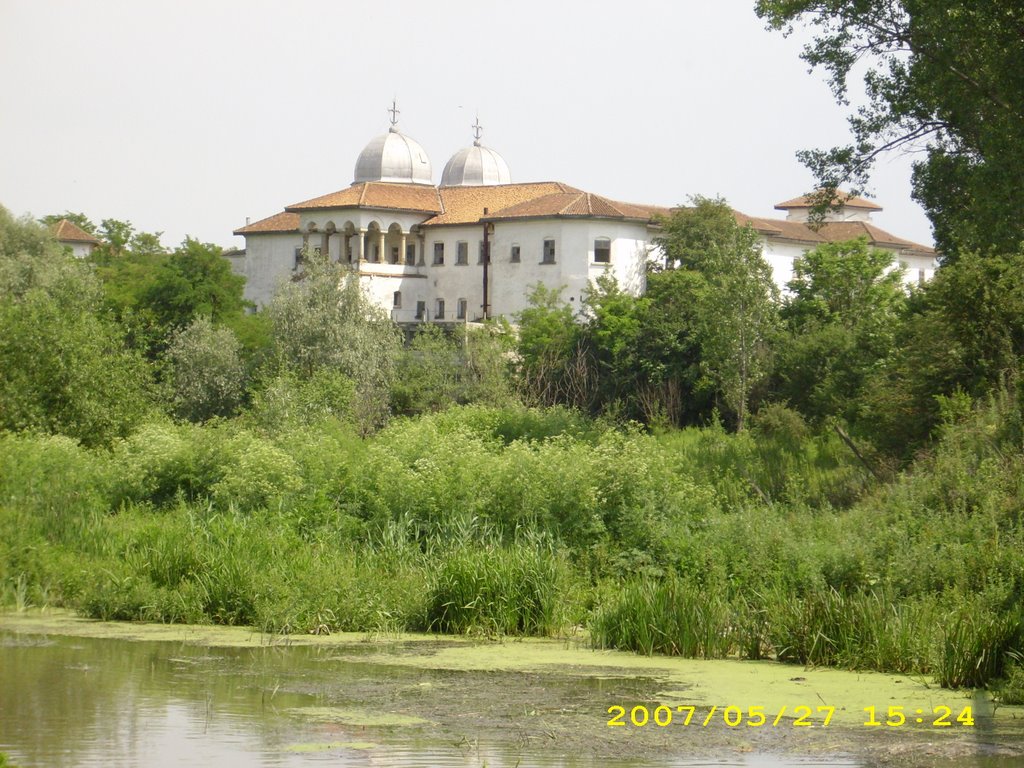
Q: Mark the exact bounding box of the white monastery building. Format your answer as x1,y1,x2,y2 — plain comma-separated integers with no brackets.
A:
231,105,936,324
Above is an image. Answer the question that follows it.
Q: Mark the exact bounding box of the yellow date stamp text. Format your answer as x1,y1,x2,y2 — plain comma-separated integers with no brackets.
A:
606,704,975,728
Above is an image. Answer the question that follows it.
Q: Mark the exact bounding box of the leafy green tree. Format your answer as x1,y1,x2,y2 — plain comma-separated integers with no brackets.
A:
393,322,516,415
143,237,247,330
655,197,780,430
246,367,356,434
0,207,93,301
392,323,461,415
515,283,589,408
460,320,517,407
0,206,153,445
97,218,135,258
164,316,246,422
775,238,906,423
632,267,711,425
582,274,646,413
860,249,1024,454
267,253,401,432
0,292,154,445
756,0,1024,256
91,235,242,360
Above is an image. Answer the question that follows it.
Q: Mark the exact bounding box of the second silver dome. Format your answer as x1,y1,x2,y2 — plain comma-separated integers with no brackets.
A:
441,144,512,187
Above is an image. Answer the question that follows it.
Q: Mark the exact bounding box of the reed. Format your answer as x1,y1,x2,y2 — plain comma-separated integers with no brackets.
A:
590,575,734,658
425,541,567,636
936,605,1023,688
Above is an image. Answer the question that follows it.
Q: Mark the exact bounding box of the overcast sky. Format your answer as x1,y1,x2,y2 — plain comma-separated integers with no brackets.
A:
0,0,934,250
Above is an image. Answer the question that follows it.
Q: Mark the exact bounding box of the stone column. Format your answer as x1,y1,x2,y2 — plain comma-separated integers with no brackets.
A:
399,233,407,265
321,231,330,260
377,231,385,264
342,234,351,263
355,230,365,263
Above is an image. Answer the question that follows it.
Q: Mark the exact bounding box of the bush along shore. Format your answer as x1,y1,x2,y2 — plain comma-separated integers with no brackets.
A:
3,400,1024,697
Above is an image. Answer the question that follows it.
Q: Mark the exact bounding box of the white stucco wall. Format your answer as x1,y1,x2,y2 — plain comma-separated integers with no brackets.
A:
67,242,94,259
411,218,652,322
239,232,305,308
894,251,937,284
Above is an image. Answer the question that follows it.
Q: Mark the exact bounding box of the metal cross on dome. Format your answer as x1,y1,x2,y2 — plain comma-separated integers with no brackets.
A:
388,99,400,127
472,115,483,144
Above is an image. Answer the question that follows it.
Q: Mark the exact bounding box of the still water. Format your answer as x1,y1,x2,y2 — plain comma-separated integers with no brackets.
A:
0,616,1021,768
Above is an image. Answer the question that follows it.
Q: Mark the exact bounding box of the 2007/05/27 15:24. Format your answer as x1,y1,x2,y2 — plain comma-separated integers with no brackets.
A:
607,704,975,728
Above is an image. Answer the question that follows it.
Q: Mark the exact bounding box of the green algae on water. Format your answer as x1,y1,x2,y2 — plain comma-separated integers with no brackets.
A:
284,741,376,752
287,707,429,727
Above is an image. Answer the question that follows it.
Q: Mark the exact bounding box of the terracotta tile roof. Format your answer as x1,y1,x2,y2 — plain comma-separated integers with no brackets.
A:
775,191,883,211
477,188,664,224
51,219,100,244
233,211,300,235
817,221,935,254
424,182,580,225
736,212,830,244
286,182,443,213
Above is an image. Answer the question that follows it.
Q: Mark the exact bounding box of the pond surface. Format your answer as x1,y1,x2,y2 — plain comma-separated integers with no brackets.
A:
1,612,1022,767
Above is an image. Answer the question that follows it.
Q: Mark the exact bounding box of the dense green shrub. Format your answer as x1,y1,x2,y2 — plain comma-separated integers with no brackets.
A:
113,422,300,511
0,433,112,540
164,316,246,422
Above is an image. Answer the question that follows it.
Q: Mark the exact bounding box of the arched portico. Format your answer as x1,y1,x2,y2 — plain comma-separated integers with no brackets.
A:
365,221,383,263
385,223,405,264
341,221,358,263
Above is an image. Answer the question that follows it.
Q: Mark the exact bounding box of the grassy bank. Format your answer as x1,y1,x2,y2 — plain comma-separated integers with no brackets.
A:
2,403,1023,692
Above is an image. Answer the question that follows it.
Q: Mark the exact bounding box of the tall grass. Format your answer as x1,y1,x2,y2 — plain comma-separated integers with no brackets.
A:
3,401,1024,691
590,575,733,657
937,604,1023,688
425,539,569,636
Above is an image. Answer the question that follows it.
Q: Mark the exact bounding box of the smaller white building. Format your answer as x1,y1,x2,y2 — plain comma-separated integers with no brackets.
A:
231,110,937,323
51,219,100,258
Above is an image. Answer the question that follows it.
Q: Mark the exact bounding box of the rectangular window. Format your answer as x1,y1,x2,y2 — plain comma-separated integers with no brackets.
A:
406,243,416,264
542,238,556,264
393,291,402,308
433,242,445,265
313,246,322,257
415,301,426,320
435,299,445,319
594,238,611,263
390,246,399,264
457,298,467,320
510,244,521,263
456,241,469,265
294,247,303,269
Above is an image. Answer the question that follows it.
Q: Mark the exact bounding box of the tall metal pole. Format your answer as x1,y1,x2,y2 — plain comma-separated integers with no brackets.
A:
482,209,491,320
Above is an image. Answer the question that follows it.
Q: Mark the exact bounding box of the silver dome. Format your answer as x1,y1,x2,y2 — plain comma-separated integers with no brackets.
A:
354,127,433,185
440,143,512,187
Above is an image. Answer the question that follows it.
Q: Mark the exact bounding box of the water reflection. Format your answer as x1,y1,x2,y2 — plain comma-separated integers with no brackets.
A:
0,629,1019,768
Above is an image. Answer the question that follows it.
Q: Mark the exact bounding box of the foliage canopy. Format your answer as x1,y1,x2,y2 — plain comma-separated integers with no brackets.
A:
755,0,1024,257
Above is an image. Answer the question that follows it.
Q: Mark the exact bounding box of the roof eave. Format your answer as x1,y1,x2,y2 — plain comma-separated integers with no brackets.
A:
479,213,656,225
